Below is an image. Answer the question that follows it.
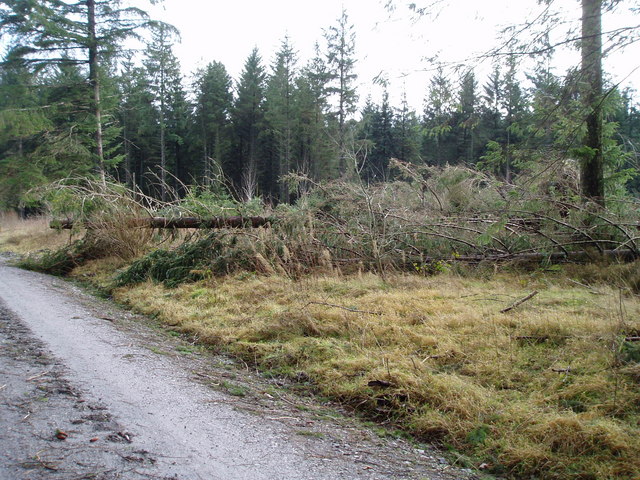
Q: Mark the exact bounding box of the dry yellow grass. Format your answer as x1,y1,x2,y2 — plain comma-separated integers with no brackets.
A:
0,211,76,254
113,271,640,479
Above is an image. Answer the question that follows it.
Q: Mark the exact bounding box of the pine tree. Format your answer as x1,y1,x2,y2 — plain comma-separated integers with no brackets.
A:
501,56,527,182
423,66,455,165
193,61,233,188
117,59,159,193
0,0,154,182
481,63,503,142
370,89,395,180
324,9,358,175
143,22,181,201
527,59,563,148
165,68,191,194
0,62,50,207
294,49,334,185
233,48,266,200
265,37,297,202
456,70,479,164
393,89,421,165
580,0,605,204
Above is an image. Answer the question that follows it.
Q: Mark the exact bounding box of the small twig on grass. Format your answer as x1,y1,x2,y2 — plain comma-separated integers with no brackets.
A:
567,279,607,295
305,301,382,316
500,291,538,313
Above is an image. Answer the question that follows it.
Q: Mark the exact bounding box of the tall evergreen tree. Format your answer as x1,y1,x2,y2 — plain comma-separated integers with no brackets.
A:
481,63,503,143
294,49,334,185
324,9,358,175
193,61,233,188
144,22,181,201
117,58,159,192
580,0,605,204
393,89,422,165
0,0,154,182
423,66,455,165
265,37,297,202
369,89,395,180
501,56,527,182
0,62,51,207
233,48,266,200
456,70,479,164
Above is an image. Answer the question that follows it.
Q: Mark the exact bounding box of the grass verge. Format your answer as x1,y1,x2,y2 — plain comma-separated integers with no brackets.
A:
112,271,640,479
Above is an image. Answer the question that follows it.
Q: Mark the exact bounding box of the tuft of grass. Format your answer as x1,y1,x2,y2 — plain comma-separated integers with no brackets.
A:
113,271,640,479
221,381,248,397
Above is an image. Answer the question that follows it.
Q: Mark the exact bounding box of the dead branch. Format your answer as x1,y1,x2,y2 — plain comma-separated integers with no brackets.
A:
500,291,539,313
305,301,382,316
52,216,273,230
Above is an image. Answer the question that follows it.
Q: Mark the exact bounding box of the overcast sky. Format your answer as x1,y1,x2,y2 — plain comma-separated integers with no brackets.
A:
142,0,639,110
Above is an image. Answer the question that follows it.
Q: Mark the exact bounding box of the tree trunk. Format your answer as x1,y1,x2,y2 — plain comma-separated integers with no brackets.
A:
87,0,105,184
581,0,605,206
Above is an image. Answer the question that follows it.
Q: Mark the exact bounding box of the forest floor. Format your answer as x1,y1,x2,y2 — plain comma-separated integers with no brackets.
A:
1,214,639,479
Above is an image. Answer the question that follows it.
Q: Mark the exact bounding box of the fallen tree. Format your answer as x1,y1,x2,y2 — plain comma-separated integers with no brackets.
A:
51,216,273,230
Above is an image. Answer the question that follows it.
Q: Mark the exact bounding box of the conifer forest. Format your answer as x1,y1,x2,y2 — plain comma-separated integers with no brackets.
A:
1,0,639,210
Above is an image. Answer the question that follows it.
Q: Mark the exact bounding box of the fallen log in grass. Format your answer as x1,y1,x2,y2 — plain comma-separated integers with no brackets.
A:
51,216,273,230
442,249,638,264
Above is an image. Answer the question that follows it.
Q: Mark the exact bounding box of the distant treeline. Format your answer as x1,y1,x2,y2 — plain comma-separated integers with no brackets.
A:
1,5,639,208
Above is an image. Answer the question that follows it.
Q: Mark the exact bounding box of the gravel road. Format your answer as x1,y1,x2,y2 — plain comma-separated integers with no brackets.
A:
0,259,479,480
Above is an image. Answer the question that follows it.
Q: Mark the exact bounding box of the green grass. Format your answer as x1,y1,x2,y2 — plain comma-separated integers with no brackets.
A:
221,381,248,397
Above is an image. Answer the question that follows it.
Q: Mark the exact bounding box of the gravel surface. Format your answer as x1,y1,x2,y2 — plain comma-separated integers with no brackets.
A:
0,259,480,480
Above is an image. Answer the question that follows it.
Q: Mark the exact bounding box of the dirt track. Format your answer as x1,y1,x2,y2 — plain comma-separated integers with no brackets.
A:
0,259,479,479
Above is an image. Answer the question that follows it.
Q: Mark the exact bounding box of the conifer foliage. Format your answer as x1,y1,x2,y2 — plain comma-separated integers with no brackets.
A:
0,3,638,209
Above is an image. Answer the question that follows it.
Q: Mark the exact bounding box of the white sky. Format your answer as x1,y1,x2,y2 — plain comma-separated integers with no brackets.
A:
142,0,639,110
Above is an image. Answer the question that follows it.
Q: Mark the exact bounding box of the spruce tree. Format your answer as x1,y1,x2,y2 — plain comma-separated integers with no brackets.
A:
0,62,50,207
393,89,422,165
193,61,233,188
294,51,333,185
456,70,479,164
265,37,297,202
423,67,455,165
324,9,358,175
143,22,181,201
0,0,154,182
233,48,266,200
501,56,527,182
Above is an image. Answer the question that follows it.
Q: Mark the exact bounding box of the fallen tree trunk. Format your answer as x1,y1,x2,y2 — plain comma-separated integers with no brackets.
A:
394,249,638,267
449,250,638,263
51,216,273,230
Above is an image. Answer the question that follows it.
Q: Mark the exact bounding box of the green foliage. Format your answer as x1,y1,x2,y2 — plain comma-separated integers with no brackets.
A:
17,236,110,276
115,233,256,288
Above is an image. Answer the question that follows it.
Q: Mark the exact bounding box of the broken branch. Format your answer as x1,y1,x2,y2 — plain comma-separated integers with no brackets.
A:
500,291,539,313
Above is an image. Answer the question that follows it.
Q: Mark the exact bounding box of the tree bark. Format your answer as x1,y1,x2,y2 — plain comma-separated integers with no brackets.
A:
581,0,605,206
87,0,105,185
53,216,273,229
